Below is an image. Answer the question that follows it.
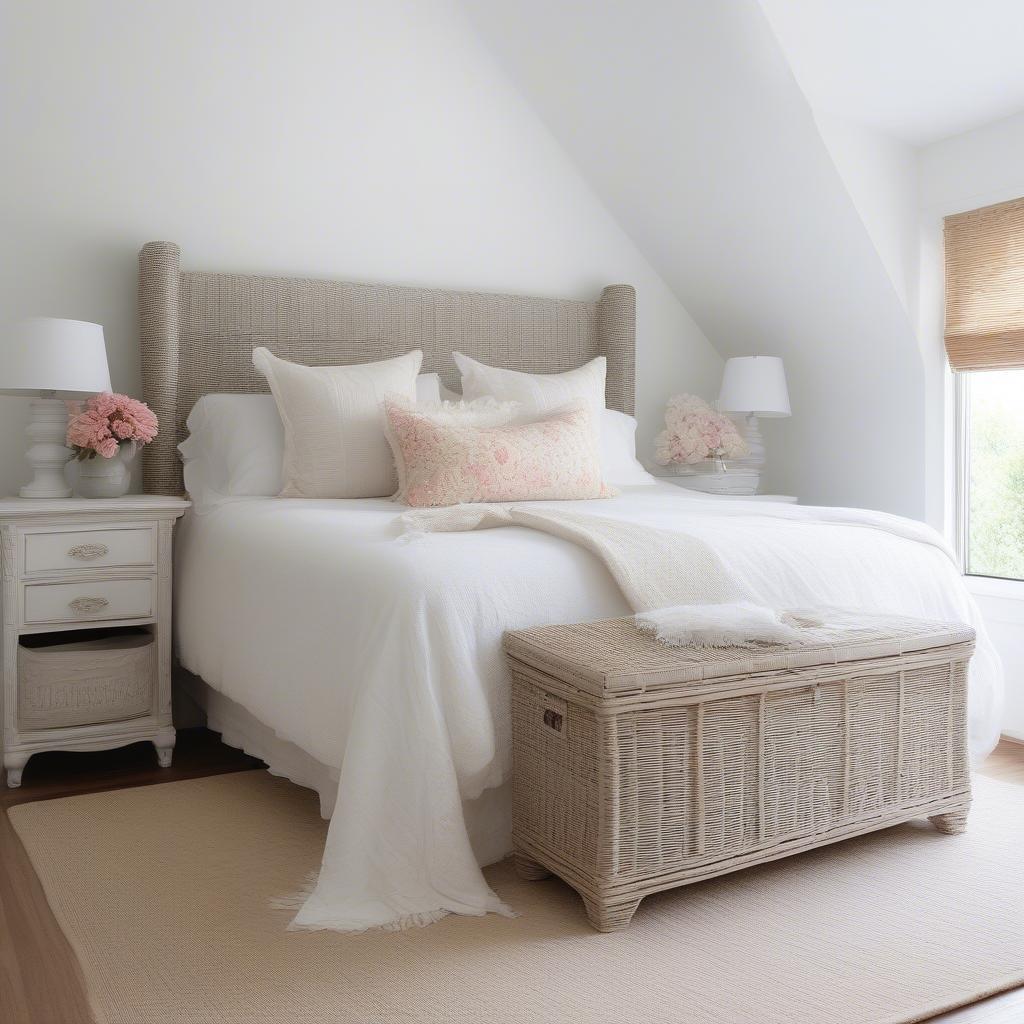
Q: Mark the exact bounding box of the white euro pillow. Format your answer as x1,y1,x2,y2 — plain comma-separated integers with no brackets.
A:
253,347,423,498
453,352,606,422
452,352,652,486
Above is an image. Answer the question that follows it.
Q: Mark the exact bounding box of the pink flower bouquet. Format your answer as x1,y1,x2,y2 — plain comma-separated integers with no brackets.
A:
653,393,747,468
66,393,158,460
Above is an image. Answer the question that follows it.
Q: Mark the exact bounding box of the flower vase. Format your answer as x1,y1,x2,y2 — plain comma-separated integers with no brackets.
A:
667,458,760,495
75,442,137,498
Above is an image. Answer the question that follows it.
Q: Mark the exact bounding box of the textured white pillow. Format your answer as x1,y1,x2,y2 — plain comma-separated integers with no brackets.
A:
253,347,422,498
453,352,606,422
601,409,657,487
178,374,441,511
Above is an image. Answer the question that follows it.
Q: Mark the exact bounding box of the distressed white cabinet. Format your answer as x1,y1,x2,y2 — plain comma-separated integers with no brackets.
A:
1,497,189,787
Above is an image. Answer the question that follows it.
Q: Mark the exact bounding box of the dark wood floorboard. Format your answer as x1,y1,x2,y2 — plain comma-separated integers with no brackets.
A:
1,730,1021,1023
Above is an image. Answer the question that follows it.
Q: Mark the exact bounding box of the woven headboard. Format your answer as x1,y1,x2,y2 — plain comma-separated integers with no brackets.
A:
138,241,635,495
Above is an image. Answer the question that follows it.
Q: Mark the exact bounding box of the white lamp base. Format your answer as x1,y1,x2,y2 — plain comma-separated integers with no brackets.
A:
729,413,765,494
20,397,73,498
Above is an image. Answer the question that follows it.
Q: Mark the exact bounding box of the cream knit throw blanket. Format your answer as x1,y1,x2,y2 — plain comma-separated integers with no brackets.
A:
401,505,824,647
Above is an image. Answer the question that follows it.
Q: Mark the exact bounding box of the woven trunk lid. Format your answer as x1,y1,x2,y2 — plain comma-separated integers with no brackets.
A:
503,612,975,697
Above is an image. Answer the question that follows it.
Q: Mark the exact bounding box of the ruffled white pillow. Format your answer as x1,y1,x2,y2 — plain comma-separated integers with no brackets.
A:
253,347,422,498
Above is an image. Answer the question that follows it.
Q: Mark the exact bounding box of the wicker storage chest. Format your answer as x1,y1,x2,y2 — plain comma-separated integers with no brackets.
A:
505,614,974,932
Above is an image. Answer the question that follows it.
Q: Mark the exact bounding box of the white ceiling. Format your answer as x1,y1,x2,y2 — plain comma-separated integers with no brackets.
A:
759,0,1024,146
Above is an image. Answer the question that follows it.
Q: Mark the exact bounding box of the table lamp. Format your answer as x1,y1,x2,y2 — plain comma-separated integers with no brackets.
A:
1,318,112,498
717,356,791,494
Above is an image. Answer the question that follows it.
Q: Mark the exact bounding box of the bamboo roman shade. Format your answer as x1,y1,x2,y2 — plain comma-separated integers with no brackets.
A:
945,196,1024,371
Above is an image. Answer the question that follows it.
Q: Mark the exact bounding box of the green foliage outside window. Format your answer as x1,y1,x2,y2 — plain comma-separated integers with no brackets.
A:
967,369,1024,581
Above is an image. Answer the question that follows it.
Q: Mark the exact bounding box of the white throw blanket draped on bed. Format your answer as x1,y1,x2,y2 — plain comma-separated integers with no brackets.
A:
403,505,822,646
402,504,740,605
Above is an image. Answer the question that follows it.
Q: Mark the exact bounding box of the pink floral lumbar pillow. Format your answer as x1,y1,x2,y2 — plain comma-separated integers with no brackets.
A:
383,396,615,507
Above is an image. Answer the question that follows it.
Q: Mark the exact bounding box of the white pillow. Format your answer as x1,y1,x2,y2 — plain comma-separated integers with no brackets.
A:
451,353,651,486
253,347,422,498
179,395,284,512
438,378,462,403
178,373,442,510
601,409,656,486
416,373,443,404
453,352,606,422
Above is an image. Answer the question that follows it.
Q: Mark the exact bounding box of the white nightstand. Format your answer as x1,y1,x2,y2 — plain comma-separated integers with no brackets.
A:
1,496,189,787
655,478,797,503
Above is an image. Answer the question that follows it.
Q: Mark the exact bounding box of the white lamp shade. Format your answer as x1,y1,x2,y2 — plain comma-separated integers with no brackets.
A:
1,317,112,396
718,356,791,417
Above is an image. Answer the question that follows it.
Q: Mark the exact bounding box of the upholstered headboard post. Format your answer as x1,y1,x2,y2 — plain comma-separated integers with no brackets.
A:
597,284,635,419
139,241,183,496
138,241,636,496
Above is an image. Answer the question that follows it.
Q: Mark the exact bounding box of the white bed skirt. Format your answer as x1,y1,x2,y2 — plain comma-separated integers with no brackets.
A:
182,673,513,869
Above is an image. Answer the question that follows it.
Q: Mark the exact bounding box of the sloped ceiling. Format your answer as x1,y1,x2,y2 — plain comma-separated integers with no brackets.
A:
759,0,1024,146
463,0,925,516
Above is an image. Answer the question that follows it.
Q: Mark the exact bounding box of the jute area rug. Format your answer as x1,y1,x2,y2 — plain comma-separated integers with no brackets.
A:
9,771,1024,1024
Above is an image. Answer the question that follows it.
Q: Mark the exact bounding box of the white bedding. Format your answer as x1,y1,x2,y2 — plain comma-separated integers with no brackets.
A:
174,483,1002,930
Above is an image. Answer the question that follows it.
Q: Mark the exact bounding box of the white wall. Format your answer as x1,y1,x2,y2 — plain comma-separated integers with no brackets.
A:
0,0,722,497
465,0,927,516
919,111,1024,740
812,114,920,320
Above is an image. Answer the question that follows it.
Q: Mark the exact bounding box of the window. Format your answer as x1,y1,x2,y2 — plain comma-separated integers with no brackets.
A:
961,369,1024,580
945,197,1024,582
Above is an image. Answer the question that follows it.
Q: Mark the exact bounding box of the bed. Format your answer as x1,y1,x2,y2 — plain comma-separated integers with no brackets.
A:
140,242,1003,932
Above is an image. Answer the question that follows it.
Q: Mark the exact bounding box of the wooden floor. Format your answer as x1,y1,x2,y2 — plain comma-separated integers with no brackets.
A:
1,730,1022,1024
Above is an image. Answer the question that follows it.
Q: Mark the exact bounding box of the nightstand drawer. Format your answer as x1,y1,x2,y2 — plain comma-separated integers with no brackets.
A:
18,632,155,730
24,526,156,573
23,578,155,624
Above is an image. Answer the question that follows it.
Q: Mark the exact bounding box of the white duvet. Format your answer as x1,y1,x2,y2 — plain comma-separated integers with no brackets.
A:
175,483,1002,931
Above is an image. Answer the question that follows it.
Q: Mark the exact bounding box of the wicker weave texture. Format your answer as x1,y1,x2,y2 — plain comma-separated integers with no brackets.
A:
138,242,636,495
507,616,974,932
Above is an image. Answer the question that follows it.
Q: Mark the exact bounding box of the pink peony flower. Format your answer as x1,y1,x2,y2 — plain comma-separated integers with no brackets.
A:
95,436,119,459
66,393,159,459
653,393,748,467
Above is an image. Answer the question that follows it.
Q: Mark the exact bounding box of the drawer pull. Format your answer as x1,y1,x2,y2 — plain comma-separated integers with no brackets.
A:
69,596,110,615
68,542,109,561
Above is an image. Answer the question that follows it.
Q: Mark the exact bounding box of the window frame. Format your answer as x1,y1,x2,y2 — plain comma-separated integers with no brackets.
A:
953,369,969,575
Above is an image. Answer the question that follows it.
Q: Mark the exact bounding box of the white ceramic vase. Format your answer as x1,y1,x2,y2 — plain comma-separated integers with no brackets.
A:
75,442,137,498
